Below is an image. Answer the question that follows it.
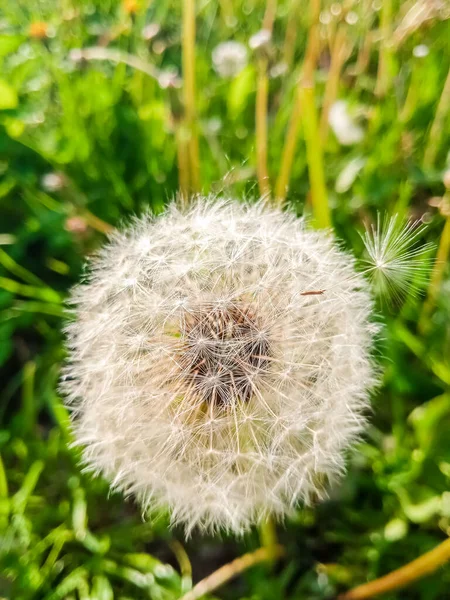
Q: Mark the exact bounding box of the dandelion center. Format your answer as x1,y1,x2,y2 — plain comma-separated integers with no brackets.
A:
179,302,271,406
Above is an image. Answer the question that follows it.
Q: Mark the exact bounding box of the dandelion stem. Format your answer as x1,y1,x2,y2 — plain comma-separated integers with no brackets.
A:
282,0,300,69
355,30,373,75
375,0,394,97
274,87,302,205
423,66,450,169
176,127,191,206
182,0,200,193
339,536,450,599
179,545,285,600
22,361,36,433
274,0,321,206
301,83,331,228
256,58,271,198
259,517,278,554
319,26,350,142
255,0,277,198
71,47,161,81
81,210,114,235
262,0,278,31
170,540,192,592
419,197,450,332
218,0,234,25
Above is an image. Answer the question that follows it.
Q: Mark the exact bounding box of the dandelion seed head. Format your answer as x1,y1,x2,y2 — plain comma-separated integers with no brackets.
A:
212,41,248,78
62,198,377,533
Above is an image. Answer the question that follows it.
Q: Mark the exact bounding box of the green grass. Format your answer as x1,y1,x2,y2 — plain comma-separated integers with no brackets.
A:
1,1,450,598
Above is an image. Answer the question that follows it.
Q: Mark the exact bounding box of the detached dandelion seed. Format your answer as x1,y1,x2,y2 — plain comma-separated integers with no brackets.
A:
62,198,377,534
361,214,434,303
329,101,365,146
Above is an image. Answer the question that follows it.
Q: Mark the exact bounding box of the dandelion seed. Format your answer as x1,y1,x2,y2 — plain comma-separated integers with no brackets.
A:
329,101,365,146
361,214,434,303
62,199,377,534
212,42,248,78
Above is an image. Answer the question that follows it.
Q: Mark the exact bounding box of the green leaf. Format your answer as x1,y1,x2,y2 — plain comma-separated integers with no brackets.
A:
0,35,25,58
227,66,255,120
0,80,18,110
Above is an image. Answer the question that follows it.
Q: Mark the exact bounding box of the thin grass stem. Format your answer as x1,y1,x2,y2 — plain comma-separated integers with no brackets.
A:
179,545,285,600
375,0,393,97
256,58,271,197
419,196,450,332
71,47,161,81
339,536,450,599
274,87,302,204
301,83,331,228
255,0,277,198
182,0,200,193
423,66,450,169
319,25,350,141
274,0,321,206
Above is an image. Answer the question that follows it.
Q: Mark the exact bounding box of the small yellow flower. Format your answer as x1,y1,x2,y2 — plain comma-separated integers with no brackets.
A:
29,21,48,39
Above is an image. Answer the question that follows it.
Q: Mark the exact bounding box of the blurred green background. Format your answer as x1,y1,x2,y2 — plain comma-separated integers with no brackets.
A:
1,0,450,598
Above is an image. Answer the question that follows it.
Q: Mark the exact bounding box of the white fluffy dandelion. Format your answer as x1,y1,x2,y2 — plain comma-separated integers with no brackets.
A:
212,41,248,78
62,199,376,533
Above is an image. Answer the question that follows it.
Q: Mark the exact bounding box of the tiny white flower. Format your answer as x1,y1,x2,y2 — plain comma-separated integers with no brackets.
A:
269,62,288,78
62,199,377,534
249,29,271,50
69,48,84,62
212,41,248,78
41,172,67,192
157,68,181,89
412,44,429,58
329,100,365,146
142,23,160,41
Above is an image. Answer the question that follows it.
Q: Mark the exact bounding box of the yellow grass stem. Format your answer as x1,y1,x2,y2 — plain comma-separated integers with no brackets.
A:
282,0,299,69
423,66,450,169
218,0,234,26
319,25,350,142
419,197,450,333
375,0,393,97
255,0,277,198
262,0,278,31
179,545,285,600
81,210,114,235
301,83,331,228
355,30,373,75
339,536,450,599
274,0,321,206
256,58,271,197
274,87,302,204
182,0,200,193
